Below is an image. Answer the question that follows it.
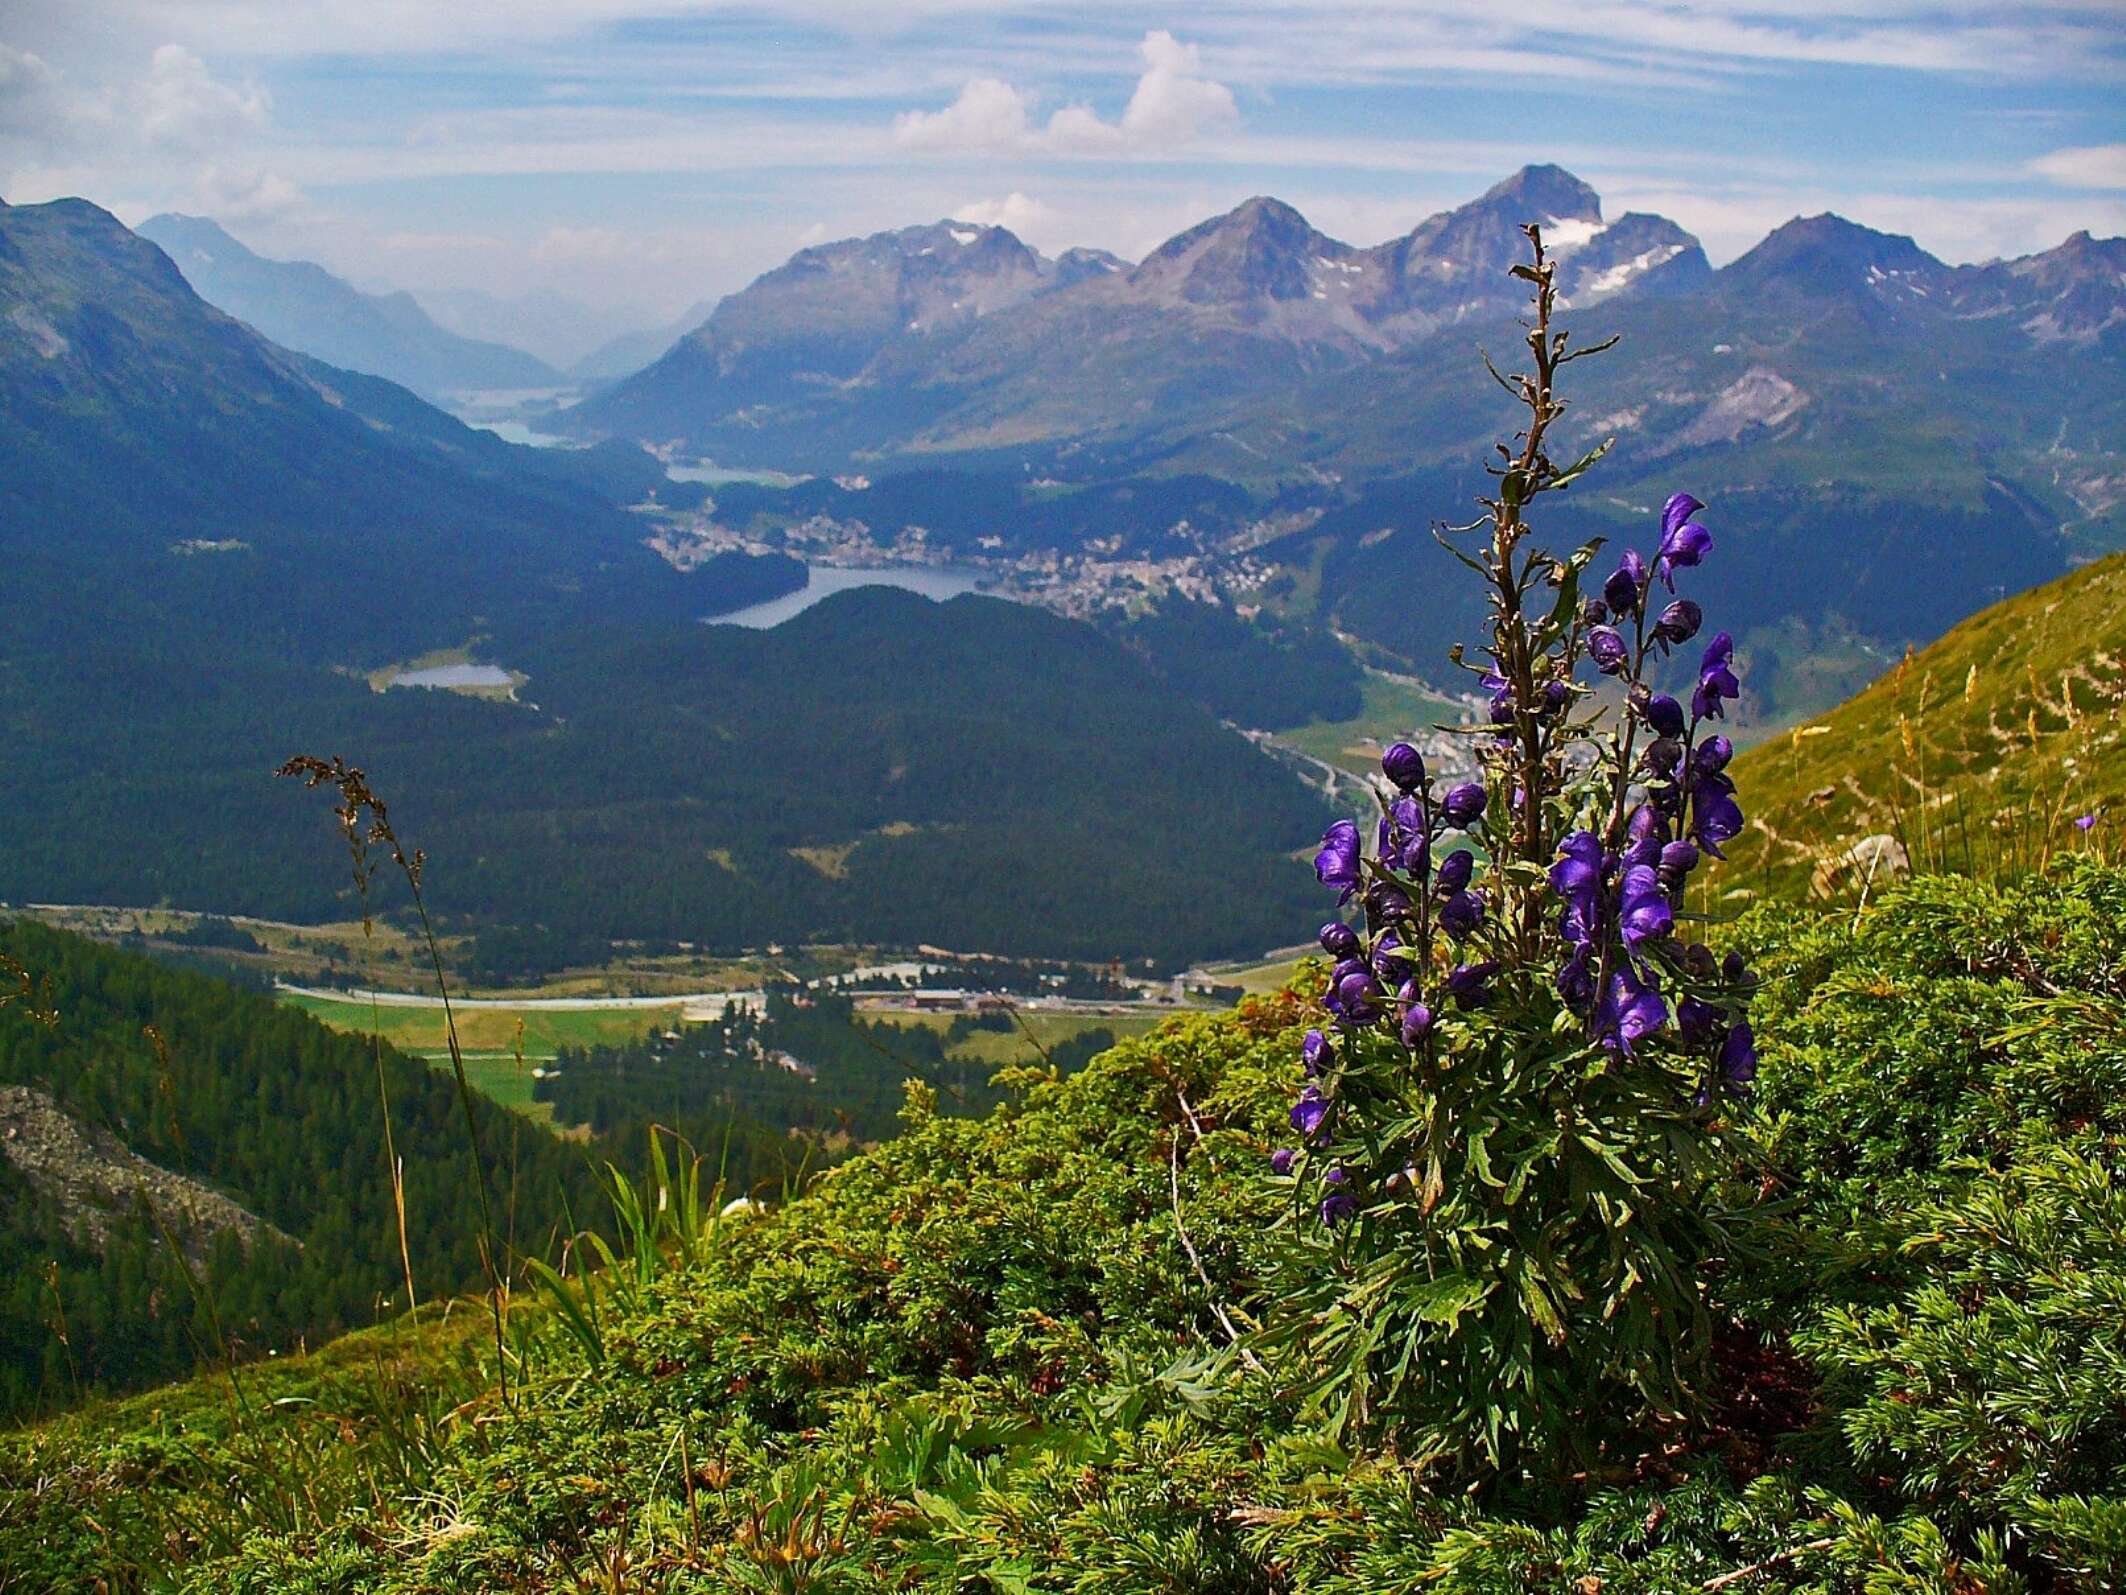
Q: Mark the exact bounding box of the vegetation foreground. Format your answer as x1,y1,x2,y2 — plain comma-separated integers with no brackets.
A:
2,865,2120,1592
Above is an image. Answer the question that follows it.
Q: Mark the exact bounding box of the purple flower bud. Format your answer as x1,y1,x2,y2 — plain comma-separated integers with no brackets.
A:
1401,828,1431,876
1644,737,1683,777
1314,820,1361,899
1658,840,1700,883
1382,742,1426,790
1290,1087,1328,1140
1400,1002,1434,1046
1557,945,1596,1009
1539,679,1571,718
1654,599,1702,645
1596,968,1668,1052
1693,736,1733,777
1446,960,1500,1007
1318,921,1359,959
1720,1021,1758,1087
1604,550,1647,617
1587,626,1628,676
2077,813,2099,832
1302,1028,1332,1076
1439,889,1485,940
1677,996,1719,1047
1643,693,1687,739
1583,598,1610,627
1270,1147,1297,1175
1365,881,1412,927
1441,783,1487,828
1319,1190,1358,1224
1436,848,1476,895
1337,968,1383,1023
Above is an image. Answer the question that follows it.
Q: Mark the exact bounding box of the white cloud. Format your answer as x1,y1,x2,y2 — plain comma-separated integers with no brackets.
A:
951,189,1056,236
189,161,304,219
893,31,1237,157
135,43,268,150
893,75,1030,152
2029,143,2126,190
1117,31,1237,145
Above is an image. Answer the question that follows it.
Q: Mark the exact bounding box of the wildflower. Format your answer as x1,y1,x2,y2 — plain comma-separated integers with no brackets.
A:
1437,848,1476,895
1694,633,1739,721
1382,741,1426,790
1604,550,1648,617
1556,944,1596,1009
2077,813,2098,832
1302,1028,1332,1076
1719,1021,1758,1087
1692,781,1745,857
1441,782,1487,827
1588,626,1628,675
1439,889,1486,940
1318,922,1359,959
1319,1167,1358,1223
1643,693,1687,739
1618,866,1673,951
1549,831,1604,946
1692,735,1733,777
1290,1087,1328,1140
1315,820,1361,898
1270,1147,1297,1175
1653,599,1701,646
1400,1001,1434,1045
1677,995,1719,1047
1654,493,1711,589
1446,960,1500,1006
1595,968,1667,1051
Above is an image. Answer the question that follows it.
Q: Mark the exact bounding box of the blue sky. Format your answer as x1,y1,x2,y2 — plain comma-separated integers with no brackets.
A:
3,2,2122,329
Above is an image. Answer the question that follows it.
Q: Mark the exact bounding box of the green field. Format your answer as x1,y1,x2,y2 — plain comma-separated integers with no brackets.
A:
1273,668,1461,779
869,1008,1169,1067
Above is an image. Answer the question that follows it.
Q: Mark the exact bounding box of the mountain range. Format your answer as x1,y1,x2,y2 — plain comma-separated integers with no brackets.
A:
0,193,1332,966
135,213,560,400
560,165,2121,507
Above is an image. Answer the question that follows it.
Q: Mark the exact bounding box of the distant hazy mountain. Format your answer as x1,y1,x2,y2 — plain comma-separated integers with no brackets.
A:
413,282,658,373
135,214,558,399
566,299,719,383
1,197,747,660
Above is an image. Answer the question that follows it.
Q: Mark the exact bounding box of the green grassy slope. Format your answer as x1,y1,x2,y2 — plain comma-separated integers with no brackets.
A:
10,867,2122,1591
1724,550,2126,900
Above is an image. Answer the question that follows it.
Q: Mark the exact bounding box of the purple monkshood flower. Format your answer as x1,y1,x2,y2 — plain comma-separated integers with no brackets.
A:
1440,889,1486,940
1692,782,1745,858
1539,679,1571,718
1654,599,1702,647
1446,960,1500,1006
1654,493,1712,590
1437,848,1476,895
1290,1087,1328,1140
1693,735,1734,778
1337,967,1384,1023
1658,840,1700,891
1382,741,1426,791
1270,1147,1297,1176
1315,819,1361,899
1588,626,1629,675
1442,782,1487,827
1320,1166,1358,1224
1549,831,1604,947
1677,995,1720,1047
1365,882,1413,927
1618,865,1674,950
1694,632,1740,721
1595,968,1668,1052
1645,737,1683,777
1643,693,1687,739
1302,1028,1332,1076
1400,1001,1434,1046
2077,813,2098,832
1720,1022,1758,1087
1604,550,1648,617
1401,828,1432,876
1318,921,1359,959
1557,944,1596,1010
